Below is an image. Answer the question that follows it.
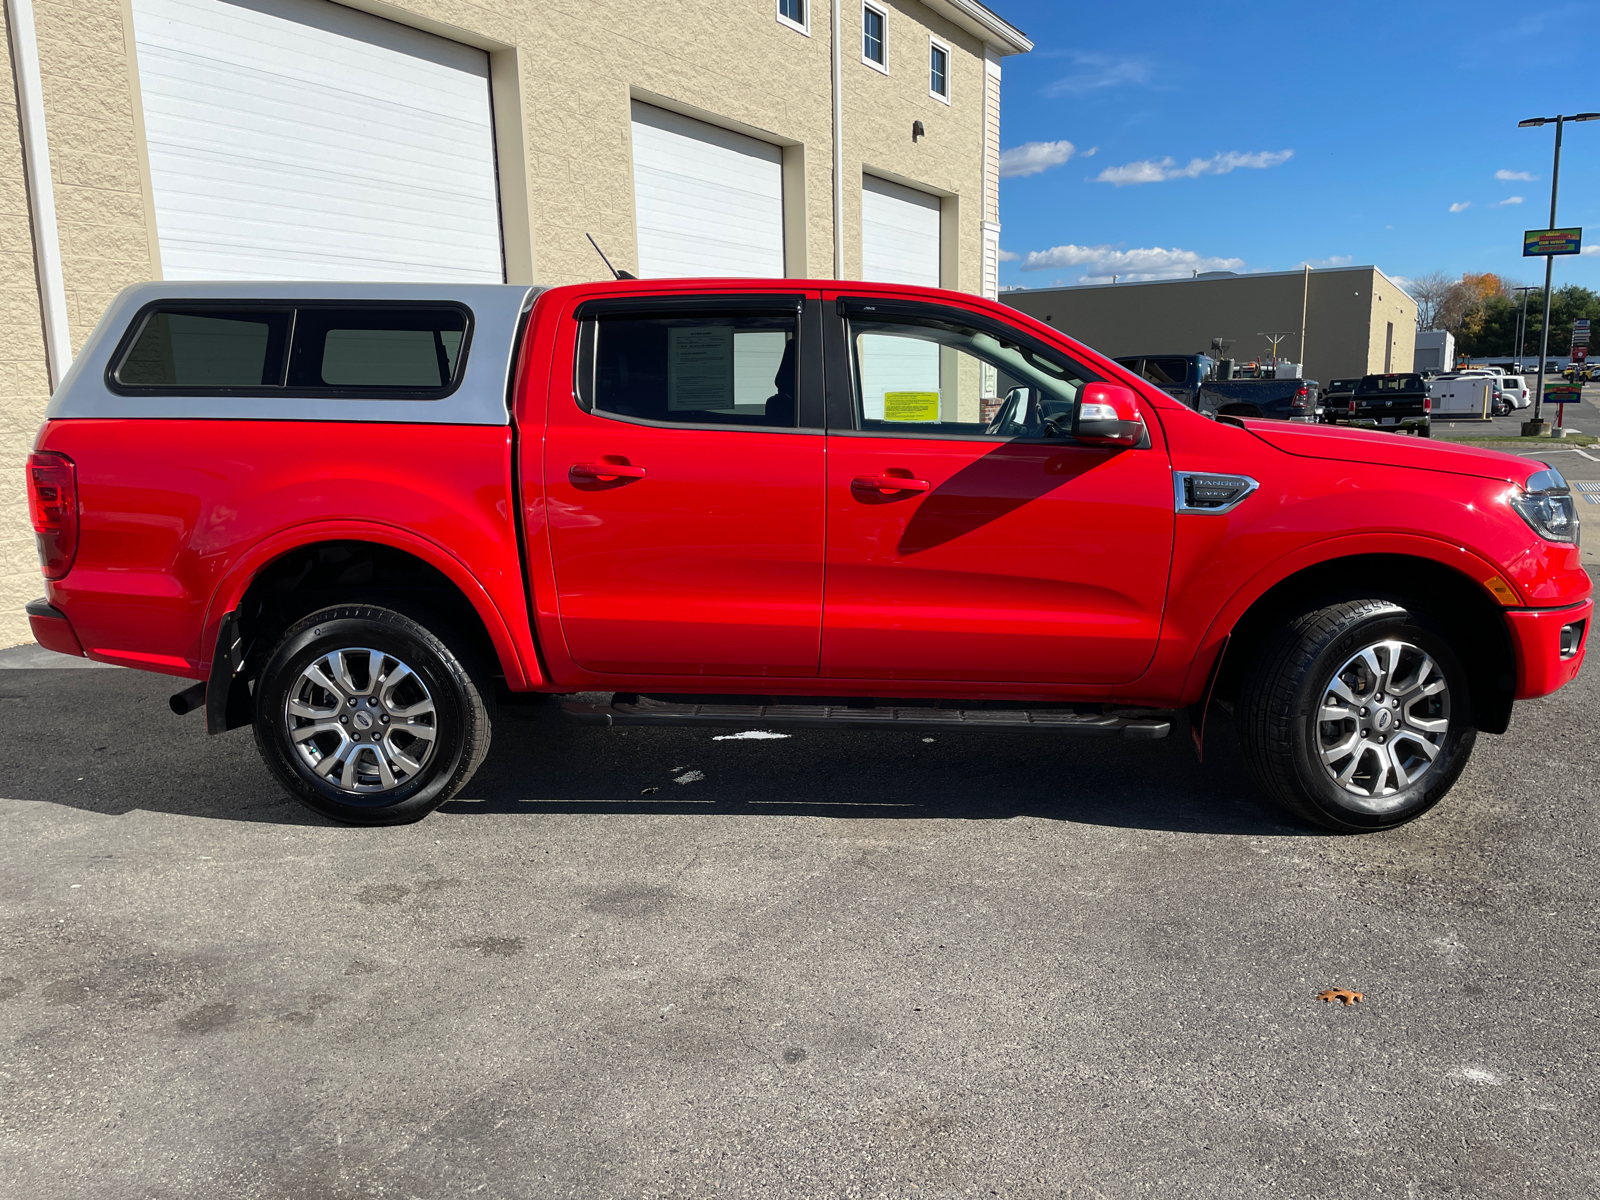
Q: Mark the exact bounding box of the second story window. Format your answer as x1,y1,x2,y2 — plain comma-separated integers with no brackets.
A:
930,41,949,99
862,4,886,69
776,0,806,33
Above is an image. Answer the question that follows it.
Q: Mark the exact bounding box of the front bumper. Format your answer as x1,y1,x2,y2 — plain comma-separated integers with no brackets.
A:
1506,600,1591,699
25,598,85,658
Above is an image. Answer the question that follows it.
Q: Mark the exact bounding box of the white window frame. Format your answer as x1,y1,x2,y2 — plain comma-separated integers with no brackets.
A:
775,0,809,36
861,1,888,74
928,35,951,103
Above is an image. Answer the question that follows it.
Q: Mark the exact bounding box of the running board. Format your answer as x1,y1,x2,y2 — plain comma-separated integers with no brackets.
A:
561,698,1171,739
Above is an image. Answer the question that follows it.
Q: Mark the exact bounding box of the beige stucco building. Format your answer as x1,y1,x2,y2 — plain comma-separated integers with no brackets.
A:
0,0,1024,649
0,0,1029,646
1003,267,1419,388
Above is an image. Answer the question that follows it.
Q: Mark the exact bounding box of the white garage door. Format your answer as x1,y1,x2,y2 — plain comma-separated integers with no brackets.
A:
861,175,941,287
131,0,503,281
631,103,784,279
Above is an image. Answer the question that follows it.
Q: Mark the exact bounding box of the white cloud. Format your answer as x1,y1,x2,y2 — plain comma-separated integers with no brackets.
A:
997,249,1020,262
1493,196,1524,207
1582,245,1599,257
1042,53,1152,96
1017,243,1248,283
1094,149,1293,186
999,140,1077,178
1300,255,1354,268
1082,146,1098,157
1449,201,1471,213
1496,169,1536,181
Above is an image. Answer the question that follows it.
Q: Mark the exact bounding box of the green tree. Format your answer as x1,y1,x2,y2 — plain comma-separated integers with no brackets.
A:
1456,284,1600,357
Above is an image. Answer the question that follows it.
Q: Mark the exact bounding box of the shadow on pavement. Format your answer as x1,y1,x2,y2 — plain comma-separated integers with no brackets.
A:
0,667,1307,837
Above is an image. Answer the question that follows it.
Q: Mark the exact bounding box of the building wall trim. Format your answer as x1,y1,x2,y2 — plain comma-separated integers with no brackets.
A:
5,0,72,388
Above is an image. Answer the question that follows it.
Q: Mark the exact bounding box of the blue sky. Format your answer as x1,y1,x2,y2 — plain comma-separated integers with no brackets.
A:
993,0,1600,294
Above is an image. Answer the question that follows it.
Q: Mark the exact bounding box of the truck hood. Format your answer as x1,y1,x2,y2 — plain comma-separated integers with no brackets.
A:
1241,420,1540,484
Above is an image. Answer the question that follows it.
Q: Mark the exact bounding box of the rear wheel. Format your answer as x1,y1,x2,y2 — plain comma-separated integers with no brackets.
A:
1236,600,1475,832
253,605,493,825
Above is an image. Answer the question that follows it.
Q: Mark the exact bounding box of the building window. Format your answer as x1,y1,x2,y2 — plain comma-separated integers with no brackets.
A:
862,3,887,71
776,0,807,34
929,39,950,101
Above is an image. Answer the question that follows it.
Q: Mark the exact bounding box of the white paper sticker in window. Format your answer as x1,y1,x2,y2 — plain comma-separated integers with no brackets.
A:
668,325,735,411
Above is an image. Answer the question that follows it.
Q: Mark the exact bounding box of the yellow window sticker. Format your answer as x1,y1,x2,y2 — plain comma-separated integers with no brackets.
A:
883,391,940,422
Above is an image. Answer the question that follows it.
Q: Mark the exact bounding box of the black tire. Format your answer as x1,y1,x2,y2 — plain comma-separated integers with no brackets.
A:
253,605,493,825
1236,600,1476,832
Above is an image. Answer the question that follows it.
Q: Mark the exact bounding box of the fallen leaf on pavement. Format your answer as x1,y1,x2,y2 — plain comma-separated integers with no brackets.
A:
1317,988,1363,1006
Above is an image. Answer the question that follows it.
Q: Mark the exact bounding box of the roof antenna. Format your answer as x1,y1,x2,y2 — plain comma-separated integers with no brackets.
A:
586,233,636,280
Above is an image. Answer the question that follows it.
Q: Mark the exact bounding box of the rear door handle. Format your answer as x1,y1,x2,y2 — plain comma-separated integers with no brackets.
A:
852,474,930,494
571,462,646,482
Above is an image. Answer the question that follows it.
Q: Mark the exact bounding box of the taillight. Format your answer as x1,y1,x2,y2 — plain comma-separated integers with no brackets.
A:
1424,397,1432,413
1291,385,1308,410
26,451,78,580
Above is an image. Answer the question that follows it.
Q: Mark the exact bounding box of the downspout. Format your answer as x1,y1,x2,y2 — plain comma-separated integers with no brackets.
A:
830,0,843,277
6,0,72,389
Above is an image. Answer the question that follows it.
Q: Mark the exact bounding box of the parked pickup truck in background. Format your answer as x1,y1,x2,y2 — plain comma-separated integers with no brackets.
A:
1327,373,1433,435
1113,354,1320,422
25,280,1590,834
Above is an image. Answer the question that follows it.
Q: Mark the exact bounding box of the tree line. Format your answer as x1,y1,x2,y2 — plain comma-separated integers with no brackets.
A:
1410,271,1599,356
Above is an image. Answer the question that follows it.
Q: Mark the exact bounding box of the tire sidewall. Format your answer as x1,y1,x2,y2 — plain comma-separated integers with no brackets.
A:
255,609,470,824
1285,608,1474,831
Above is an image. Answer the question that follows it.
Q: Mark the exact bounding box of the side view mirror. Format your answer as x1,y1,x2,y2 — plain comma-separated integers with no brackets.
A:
1072,383,1144,446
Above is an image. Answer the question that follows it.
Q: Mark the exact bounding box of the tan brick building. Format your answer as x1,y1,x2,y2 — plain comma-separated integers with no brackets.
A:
0,0,1029,646
1004,267,1419,389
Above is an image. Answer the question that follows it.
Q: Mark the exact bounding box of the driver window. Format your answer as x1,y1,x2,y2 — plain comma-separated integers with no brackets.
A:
846,312,1090,438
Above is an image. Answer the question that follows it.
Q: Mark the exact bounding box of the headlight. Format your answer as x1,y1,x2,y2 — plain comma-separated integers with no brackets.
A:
1509,468,1580,544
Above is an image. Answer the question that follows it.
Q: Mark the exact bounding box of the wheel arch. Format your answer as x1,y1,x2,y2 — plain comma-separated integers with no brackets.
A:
1205,549,1517,735
203,527,540,732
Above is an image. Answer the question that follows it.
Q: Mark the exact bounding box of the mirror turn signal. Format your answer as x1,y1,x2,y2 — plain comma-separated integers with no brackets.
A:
1073,384,1144,446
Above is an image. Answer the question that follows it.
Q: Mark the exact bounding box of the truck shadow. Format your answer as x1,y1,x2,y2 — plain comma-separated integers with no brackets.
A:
0,670,1308,836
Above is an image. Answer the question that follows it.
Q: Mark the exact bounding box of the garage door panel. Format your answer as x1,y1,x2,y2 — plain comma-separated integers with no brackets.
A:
861,175,941,288
631,102,784,279
133,0,503,282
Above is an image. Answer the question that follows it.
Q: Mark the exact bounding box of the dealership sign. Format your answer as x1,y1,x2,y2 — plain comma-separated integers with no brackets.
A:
1524,228,1583,256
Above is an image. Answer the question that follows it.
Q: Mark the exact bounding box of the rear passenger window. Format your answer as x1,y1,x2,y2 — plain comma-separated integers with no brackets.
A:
115,310,290,387
1144,358,1191,387
109,303,471,396
577,312,799,428
287,307,467,390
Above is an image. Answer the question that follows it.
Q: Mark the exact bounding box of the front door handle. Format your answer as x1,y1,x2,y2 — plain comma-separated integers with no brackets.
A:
571,461,646,483
852,474,930,495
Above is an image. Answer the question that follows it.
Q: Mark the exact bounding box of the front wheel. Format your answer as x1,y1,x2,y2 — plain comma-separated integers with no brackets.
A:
1236,600,1475,832
253,605,493,825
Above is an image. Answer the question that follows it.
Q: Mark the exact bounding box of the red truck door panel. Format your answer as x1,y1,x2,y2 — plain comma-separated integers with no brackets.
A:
820,295,1175,684
543,293,826,676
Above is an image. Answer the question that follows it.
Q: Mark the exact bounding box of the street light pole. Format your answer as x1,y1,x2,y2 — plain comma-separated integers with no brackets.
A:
1518,111,1600,432
1512,285,1535,369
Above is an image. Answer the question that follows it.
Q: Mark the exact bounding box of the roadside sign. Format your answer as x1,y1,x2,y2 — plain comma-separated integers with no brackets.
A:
1523,228,1583,256
1575,346,1589,362
1545,383,1583,405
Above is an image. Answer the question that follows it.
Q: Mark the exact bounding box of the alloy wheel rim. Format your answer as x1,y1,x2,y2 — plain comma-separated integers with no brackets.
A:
285,647,437,796
1315,639,1450,814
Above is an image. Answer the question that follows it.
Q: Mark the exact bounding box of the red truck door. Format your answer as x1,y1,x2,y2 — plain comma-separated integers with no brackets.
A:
541,292,826,677
819,294,1175,685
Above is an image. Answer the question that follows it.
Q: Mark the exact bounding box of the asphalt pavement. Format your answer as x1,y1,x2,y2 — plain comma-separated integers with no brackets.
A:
2,645,1598,1197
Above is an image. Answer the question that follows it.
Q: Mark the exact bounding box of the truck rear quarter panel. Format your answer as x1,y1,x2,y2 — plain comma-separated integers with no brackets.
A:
34,419,535,685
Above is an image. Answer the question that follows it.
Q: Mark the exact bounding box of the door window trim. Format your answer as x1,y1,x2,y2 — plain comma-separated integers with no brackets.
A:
571,293,825,434
824,296,1114,443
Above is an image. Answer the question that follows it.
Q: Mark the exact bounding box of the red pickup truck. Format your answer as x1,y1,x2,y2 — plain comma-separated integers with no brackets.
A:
24,280,1589,833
